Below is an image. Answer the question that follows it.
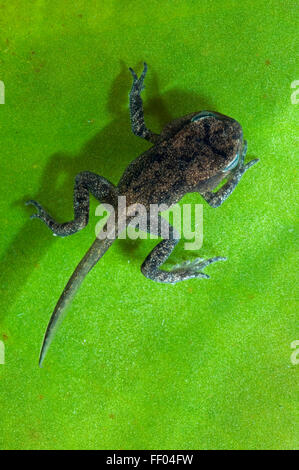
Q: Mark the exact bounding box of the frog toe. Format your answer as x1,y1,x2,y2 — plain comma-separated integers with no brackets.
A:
129,62,147,92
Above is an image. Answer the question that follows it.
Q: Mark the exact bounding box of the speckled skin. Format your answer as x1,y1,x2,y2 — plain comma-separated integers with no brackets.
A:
119,110,244,207
26,63,259,366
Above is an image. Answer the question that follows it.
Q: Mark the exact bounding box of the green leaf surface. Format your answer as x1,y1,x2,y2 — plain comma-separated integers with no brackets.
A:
0,0,297,450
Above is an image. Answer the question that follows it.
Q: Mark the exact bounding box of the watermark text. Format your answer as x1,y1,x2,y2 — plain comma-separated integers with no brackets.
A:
0,81,4,104
290,340,299,365
95,197,203,250
290,80,299,104
0,340,4,364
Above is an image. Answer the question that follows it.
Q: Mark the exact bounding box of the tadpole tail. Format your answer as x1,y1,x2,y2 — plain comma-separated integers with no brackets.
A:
39,236,115,367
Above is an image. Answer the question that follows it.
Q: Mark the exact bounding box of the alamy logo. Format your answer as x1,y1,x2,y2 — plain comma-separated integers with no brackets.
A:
0,81,4,104
290,340,299,365
290,80,299,104
0,340,4,364
95,197,204,250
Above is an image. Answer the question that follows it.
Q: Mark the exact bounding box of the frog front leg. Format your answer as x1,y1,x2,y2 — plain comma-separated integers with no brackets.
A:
201,143,259,208
129,62,160,144
26,171,117,237
140,216,225,283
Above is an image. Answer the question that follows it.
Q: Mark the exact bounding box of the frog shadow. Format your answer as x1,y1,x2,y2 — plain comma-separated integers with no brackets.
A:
0,62,214,320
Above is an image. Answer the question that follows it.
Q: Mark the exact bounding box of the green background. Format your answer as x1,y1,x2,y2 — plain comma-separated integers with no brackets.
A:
0,0,297,450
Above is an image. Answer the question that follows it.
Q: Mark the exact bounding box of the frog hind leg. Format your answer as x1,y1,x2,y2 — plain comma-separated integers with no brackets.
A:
26,171,117,237
140,215,226,283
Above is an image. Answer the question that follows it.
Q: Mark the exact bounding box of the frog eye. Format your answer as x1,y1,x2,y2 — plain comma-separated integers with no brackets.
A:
223,153,239,172
191,111,218,122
